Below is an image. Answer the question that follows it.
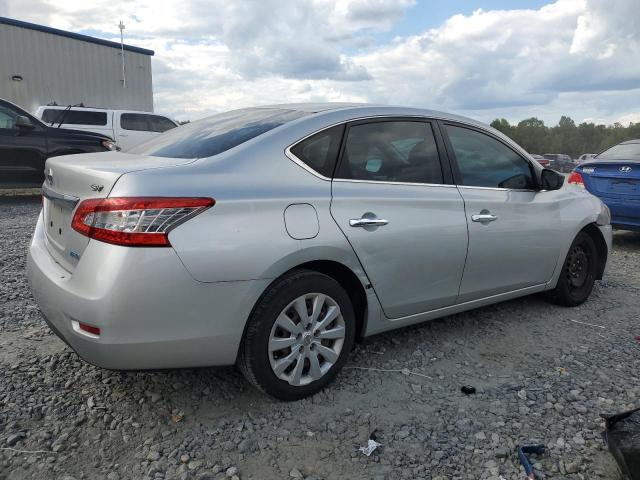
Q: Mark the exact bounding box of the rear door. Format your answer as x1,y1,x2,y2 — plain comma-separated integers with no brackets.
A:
329,118,468,318
441,122,562,302
0,101,47,177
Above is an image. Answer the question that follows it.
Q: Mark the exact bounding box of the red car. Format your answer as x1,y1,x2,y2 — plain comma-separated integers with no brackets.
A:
531,154,551,168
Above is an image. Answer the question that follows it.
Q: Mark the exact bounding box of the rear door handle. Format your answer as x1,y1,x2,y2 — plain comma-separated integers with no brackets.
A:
471,213,498,223
349,217,389,227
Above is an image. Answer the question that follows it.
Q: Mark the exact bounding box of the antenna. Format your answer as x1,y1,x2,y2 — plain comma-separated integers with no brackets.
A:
118,21,126,88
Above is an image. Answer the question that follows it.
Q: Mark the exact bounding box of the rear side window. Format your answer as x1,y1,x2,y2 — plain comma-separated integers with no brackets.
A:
290,125,344,178
121,113,151,131
149,115,177,133
445,125,535,189
596,143,640,161
129,108,307,159
335,121,443,184
41,109,107,126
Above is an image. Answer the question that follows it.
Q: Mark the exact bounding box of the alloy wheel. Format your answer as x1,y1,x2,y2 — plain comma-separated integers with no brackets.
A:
268,293,346,386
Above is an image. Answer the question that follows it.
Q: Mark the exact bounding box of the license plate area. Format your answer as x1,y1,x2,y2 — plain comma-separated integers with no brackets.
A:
609,180,638,194
44,198,72,250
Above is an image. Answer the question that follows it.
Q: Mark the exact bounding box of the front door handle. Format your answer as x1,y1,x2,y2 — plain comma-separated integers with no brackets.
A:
349,217,389,227
471,213,498,223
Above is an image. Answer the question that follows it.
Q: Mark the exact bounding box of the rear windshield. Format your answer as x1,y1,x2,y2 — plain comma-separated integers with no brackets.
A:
128,108,308,159
41,109,108,126
596,142,640,161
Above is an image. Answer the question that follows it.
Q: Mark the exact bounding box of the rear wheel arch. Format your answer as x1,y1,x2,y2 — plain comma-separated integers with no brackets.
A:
295,260,368,341
245,260,368,343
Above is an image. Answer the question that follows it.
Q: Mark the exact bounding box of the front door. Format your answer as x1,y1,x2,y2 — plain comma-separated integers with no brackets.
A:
330,119,468,319
0,101,47,180
441,122,562,302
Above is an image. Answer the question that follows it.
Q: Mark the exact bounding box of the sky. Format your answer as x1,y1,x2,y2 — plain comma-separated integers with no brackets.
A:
1,0,639,126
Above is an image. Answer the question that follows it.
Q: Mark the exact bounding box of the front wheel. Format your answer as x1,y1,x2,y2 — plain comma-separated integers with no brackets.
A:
546,231,598,307
238,270,355,400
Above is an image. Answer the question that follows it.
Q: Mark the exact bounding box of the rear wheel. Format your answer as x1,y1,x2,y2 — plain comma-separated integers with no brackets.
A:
238,270,355,400
546,231,598,306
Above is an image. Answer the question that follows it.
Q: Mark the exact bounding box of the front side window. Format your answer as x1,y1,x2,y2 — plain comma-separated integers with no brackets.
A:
0,105,18,129
335,121,443,184
121,113,151,131
129,108,307,159
290,125,344,178
41,109,107,126
445,125,535,189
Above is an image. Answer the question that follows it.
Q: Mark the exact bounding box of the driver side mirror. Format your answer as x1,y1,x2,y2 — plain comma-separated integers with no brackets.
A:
540,168,564,191
15,115,35,132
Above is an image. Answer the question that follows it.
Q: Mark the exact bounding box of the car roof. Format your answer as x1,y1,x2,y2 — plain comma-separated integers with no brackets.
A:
620,139,640,144
257,102,491,129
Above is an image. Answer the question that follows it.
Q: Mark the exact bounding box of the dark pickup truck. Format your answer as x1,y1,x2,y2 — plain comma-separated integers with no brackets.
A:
0,98,117,183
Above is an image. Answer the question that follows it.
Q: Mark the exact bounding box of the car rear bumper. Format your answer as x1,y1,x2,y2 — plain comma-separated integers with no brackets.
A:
27,211,269,370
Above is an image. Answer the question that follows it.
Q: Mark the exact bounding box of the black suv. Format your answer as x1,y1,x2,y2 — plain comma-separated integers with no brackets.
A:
0,99,117,183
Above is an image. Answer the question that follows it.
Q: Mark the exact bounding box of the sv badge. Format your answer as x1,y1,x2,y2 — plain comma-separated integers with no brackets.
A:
90,184,104,192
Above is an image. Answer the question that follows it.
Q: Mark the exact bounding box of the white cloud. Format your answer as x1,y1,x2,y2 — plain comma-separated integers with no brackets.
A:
3,0,640,125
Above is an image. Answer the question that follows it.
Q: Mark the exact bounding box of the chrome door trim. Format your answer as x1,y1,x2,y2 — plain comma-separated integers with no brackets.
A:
333,178,457,188
349,217,389,227
42,184,80,209
456,185,537,193
284,148,332,181
471,213,498,222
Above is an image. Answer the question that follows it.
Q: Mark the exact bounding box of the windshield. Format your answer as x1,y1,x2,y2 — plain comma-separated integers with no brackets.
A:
128,108,308,158
595,142,640,161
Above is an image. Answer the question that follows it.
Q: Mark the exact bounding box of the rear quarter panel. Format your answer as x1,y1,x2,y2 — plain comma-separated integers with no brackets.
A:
108,133,369,285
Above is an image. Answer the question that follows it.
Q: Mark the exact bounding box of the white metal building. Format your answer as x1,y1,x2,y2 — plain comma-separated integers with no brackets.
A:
0,17,154,113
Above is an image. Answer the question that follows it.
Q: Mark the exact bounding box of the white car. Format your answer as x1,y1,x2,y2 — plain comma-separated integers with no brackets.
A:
576,153,596,165
34,106,177,150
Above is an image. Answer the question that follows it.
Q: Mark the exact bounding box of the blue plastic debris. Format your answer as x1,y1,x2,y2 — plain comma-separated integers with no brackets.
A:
517,444,545,479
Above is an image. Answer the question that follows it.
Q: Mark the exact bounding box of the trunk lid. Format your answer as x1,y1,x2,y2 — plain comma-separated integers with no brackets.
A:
582,161,640,199
42,152,195,272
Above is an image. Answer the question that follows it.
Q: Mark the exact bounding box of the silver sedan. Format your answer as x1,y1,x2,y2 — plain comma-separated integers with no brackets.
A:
27,104,612,400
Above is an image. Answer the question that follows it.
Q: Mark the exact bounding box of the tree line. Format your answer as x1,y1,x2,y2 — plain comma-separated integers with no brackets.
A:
490,116,640,159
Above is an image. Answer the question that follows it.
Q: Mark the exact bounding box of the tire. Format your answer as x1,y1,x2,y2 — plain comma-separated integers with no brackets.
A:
546,231,599,307
237,270,356,401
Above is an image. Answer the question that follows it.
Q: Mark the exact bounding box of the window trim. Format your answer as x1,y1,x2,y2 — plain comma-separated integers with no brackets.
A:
286,124,345,180
438,120,541,192
335,117,452,186
285,116,453,186
285,127,339,181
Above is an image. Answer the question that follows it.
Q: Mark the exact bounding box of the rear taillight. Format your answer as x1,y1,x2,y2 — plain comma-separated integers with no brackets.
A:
567,171,584,187
71,197,214,247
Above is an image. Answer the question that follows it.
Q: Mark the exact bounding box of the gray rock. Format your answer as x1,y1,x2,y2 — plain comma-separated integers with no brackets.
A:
6,432,26,446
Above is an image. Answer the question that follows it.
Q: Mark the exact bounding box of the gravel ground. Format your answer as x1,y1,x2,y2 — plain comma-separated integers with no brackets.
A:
1,196,639,480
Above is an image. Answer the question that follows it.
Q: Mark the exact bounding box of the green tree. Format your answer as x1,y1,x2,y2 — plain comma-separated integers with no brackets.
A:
490,116,639,158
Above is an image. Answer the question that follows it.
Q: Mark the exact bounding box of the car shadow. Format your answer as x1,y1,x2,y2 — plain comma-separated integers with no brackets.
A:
613,229,640,251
